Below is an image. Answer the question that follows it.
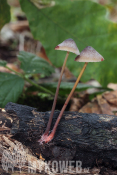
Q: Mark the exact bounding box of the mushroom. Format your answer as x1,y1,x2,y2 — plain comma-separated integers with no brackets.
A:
38,38,80,144
75,46,104,62
39,46,104,143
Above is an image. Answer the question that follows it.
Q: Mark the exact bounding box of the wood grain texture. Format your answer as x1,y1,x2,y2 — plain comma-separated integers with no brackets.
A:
1,102,117,171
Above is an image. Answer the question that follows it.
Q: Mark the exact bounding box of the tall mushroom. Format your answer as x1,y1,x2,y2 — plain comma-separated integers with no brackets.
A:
39,39,80,144
39,46,104,144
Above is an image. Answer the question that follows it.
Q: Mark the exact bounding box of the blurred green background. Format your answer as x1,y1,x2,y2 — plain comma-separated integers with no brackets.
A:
20,0,117,86
0,0,117,108
1,0,117,86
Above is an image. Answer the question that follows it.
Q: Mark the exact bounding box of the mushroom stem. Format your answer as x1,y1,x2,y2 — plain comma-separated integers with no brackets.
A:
44,62,88,143
38,52,69,143
44,51,69,134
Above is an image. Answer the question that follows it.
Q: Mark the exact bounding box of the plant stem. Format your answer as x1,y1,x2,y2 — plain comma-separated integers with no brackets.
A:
44,51,69,135
5,65,55,97
24,76,55,96
45,62,88,143
5,66,23,78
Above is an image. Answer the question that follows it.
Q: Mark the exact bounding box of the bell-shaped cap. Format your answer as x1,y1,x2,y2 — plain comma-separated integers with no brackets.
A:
75,46,104,62
55,38,80,55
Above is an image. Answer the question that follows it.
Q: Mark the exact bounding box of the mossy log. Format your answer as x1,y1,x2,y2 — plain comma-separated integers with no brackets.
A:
1,102,117,170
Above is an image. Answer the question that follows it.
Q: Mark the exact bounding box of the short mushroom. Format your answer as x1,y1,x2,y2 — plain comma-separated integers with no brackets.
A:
38,38,80,144
40,46,104,143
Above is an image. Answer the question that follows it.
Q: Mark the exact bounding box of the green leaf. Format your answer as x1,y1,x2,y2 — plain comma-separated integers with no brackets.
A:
41,82,93,97
42,82,93,89
25,82,93,97
0,60,7,67
20,0,117,86
0,0,10,30
0,73,24,107
38,92,52,100
17,51,54,76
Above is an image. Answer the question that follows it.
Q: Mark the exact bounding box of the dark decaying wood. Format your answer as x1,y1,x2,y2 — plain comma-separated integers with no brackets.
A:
1,102,117,174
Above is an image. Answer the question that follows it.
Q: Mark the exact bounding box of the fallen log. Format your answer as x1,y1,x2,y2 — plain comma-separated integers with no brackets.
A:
1,102,117,171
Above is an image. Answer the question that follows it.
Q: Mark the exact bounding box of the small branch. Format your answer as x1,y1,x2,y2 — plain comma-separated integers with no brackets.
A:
24,76,56,97
5,65,58,98
5,65,23,78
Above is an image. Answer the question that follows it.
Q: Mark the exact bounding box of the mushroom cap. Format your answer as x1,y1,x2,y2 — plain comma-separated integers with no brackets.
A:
75,46,104,62
55,38,80,55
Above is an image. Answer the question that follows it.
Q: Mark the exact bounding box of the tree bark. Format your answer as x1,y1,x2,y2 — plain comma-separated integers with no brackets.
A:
1,102,117,171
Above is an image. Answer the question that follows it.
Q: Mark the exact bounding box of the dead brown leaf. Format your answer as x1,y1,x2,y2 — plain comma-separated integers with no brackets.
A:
70,90,117,116
0,63,22,73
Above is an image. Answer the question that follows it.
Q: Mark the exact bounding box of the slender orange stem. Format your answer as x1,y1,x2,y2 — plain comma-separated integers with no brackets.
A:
45,62,88,143
44,51,69,135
